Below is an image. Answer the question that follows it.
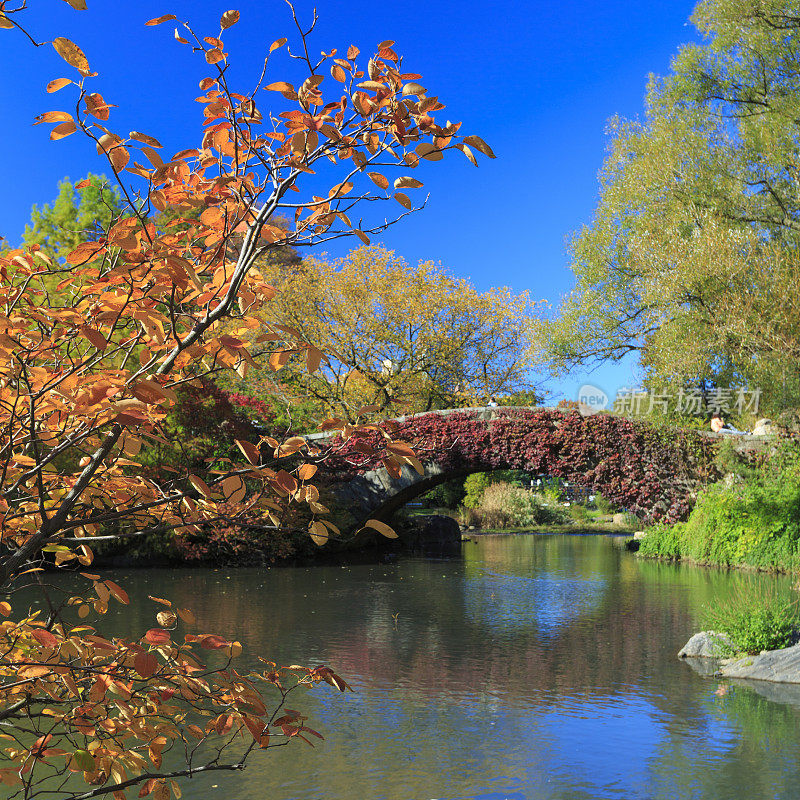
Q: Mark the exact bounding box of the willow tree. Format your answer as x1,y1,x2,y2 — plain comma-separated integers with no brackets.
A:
537,0,800,411
0,3,493,798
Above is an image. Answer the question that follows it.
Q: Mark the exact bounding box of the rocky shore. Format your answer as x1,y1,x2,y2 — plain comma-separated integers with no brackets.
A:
679,631,800,683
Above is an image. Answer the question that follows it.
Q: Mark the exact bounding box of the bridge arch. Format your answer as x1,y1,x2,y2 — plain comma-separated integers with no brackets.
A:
313,407,757,534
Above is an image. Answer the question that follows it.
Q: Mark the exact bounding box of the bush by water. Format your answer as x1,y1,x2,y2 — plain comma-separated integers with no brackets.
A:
639,440,800,572
701,585,800,655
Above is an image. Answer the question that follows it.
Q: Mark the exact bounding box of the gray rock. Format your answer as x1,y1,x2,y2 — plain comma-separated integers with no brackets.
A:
752,417,777,436
720,642,800,683
682,656,723,677
612,513,627,526
678,631,733,659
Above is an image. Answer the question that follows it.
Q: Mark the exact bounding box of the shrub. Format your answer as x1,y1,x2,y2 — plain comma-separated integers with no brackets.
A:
422,478,467,509
701,586,800,655
463,473,493,509
640,439,800,571
593,492,616,514
460,481,568,529
175,514,315,566
568,503,590,523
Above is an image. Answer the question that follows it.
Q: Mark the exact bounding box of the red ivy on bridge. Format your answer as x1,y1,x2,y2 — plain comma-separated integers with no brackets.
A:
318,409,719,523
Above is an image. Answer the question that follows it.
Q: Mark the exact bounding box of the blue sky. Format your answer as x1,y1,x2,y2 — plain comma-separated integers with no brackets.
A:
0,0,700,402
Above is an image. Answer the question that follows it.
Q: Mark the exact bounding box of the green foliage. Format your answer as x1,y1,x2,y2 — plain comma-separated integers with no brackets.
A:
701,585,799,655
462,472,493,509
714,436,759,482
593,492,616,514
568,503,589,523
23,174,122,262
640,439,800,571
422,477,466,509
135,382,255,475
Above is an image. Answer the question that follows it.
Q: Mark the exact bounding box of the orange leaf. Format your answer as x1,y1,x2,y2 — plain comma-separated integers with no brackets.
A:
34,110,73,124
105,580,129,604
80,326,108,351
275,469,298,493
394,176,423,189
85,92,111,120
235,439,260,465
109,145,130,172
199,634,230,650
298,463,318,481
134,651,159,679
46,78,72,93
393,192,412,209
130,130,163,148
66,241,104,264
309,520,328,546
306,346,323,374
145,14,177,26
188,475,213,499
220,9,240,28
462,134,496,158
50,120,77,140
31,628,59,648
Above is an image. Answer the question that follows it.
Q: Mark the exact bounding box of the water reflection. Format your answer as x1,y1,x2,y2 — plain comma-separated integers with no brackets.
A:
26,534,800,800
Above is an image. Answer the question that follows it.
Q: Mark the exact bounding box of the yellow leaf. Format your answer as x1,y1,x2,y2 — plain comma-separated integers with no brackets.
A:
53,37,90,74
462,134,496,158
309,520,329,546
362,519,398,538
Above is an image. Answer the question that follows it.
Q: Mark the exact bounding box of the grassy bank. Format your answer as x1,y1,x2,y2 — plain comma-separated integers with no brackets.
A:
639,439,800,573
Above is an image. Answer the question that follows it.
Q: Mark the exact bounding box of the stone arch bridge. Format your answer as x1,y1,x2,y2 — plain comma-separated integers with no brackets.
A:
309,407,770,535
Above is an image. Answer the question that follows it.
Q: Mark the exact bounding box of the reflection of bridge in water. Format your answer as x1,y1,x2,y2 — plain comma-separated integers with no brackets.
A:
311,406,771,533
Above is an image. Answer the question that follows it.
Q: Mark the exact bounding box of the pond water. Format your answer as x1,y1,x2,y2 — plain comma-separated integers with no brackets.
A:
35,534,800,800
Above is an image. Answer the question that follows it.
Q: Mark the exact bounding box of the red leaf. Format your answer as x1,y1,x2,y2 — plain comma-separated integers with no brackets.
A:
31,628,59,648
144,629,171,646
134,651,159,679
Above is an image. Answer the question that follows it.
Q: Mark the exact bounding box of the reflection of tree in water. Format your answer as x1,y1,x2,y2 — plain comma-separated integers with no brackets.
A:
24,538,800,800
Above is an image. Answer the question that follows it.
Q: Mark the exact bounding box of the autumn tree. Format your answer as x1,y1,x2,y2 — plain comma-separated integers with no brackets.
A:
0,3,493,798
535,0,800,412
244,245,537,420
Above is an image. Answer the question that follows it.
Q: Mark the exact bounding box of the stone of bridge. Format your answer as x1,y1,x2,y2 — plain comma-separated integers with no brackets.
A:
310,406,777,536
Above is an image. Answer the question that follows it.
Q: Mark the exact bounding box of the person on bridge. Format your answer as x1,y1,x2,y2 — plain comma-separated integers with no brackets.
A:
487,397,499,407
710,412,746,435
